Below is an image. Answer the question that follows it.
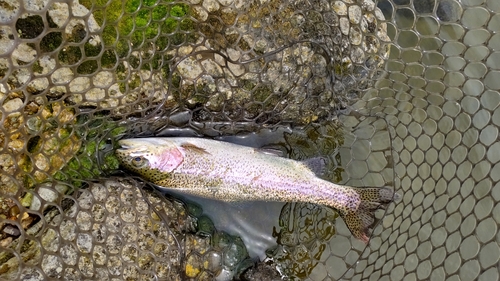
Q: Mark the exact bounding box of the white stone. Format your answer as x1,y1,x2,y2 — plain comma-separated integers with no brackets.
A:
85,88,106,101
51,67,74,84
2,98,24,112
70,77,91,93
177,56,204,80
93,71,114,88
202,0,220,12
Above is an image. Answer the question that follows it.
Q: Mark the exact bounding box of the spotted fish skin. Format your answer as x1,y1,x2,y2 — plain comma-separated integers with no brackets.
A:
115,137,398,242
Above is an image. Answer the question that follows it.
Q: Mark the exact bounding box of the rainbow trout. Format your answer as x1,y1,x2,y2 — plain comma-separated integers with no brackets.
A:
115,137,398,242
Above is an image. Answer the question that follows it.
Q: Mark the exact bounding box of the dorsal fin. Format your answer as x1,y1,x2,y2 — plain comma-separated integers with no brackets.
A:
180,143,210,154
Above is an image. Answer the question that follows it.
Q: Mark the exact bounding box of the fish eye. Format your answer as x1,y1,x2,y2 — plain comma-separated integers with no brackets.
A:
131,156,146,167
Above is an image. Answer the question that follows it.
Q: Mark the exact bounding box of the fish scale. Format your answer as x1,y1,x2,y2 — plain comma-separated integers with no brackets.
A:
115,137,399,242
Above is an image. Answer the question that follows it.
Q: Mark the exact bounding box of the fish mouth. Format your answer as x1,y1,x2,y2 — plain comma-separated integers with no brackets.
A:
117,139,128,145
116,140,133,154
117,140,128,147
116,139,149,157
117,139,139,149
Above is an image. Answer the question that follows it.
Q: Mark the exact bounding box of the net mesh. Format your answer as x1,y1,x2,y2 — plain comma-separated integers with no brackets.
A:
1,0,499,280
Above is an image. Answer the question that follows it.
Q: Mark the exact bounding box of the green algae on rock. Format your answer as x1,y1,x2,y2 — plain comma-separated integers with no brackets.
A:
80,0,195,58
54,113,126,185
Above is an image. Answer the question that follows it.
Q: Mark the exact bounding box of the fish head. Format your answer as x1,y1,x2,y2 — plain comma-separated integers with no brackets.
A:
115,138,184,181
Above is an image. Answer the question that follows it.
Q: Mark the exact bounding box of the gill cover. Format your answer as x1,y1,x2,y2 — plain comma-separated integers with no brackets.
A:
155,145,184,172
118,138,185,173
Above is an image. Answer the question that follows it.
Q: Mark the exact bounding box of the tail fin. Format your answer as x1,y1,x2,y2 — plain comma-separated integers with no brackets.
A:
340,187,400,243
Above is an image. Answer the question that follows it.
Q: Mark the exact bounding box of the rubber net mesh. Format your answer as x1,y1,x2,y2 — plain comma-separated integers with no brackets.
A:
0,0,499,280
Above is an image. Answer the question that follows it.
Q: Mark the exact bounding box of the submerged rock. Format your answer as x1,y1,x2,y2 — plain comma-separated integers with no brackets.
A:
0,178,258,280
